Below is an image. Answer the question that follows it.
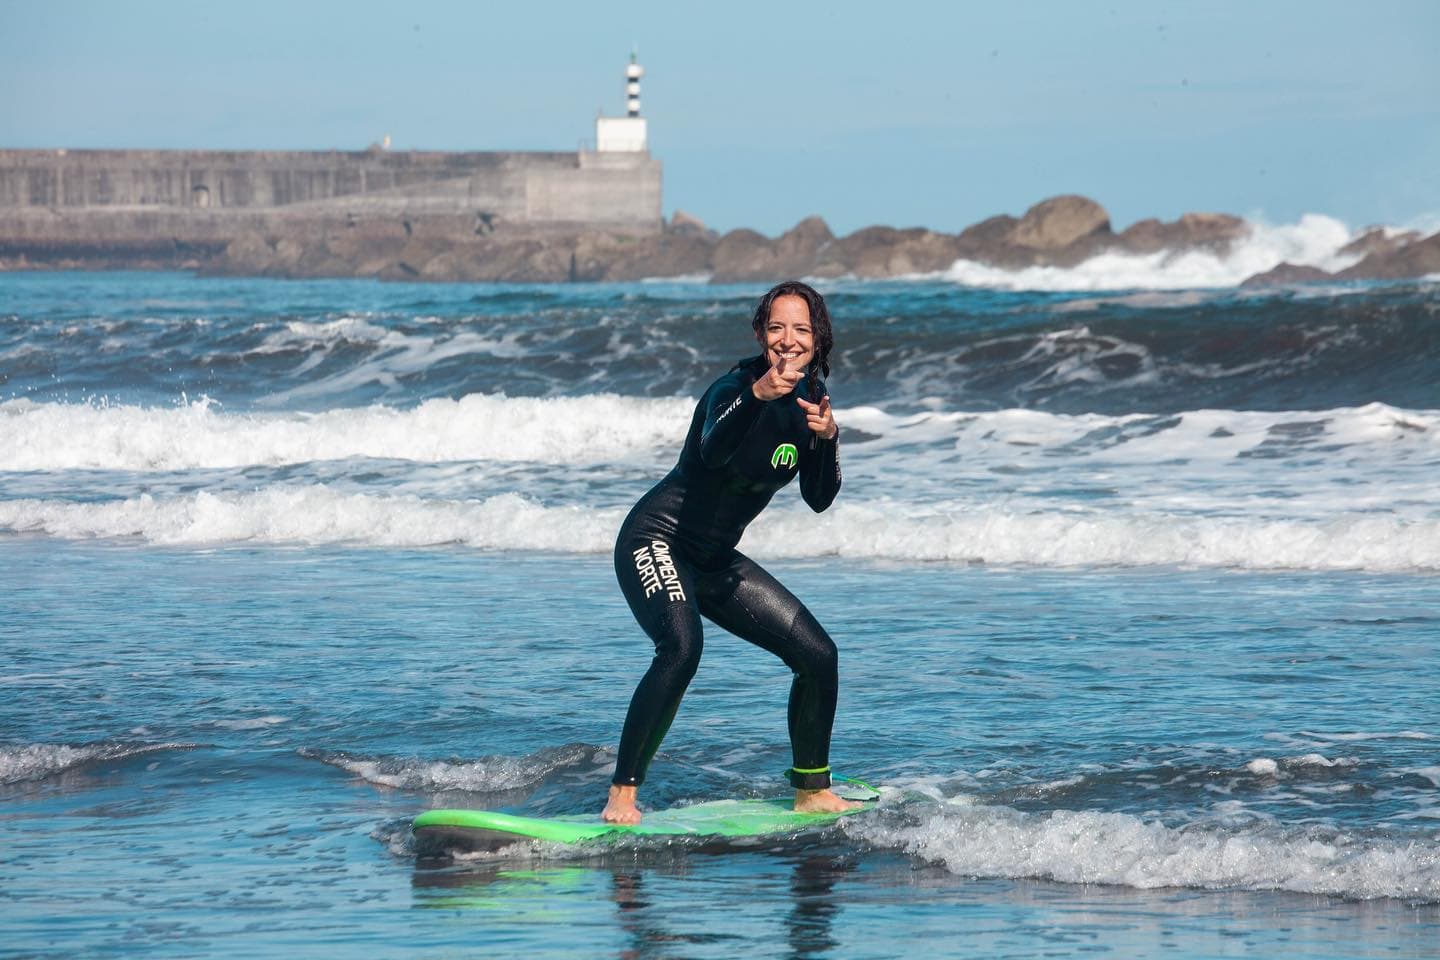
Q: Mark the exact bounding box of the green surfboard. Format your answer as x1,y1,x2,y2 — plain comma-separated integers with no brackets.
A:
413,798,867,853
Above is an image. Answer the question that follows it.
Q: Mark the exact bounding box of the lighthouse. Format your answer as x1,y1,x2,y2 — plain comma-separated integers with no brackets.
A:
625,52,642,117
596,53,648,153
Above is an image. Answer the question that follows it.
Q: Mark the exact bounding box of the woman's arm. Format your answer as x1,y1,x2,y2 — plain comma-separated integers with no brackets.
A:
699,378,766,467
798,393,841,511
799,433,841,512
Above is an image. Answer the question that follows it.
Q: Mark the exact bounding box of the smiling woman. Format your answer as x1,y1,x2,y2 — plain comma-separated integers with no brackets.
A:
602,280,852,824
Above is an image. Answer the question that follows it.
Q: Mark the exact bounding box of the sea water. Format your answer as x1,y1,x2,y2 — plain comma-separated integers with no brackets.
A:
2,270,1438,957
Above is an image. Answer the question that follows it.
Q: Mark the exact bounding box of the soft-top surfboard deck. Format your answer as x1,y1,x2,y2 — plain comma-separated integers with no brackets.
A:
413,798,865,853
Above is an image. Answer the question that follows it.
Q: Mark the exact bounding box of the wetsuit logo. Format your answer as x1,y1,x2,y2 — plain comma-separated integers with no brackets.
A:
633,540,687,602
770,443,798,470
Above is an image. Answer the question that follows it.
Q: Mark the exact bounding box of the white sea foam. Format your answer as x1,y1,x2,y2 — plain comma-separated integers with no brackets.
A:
0,394,690,471
0,742,192,784
0,489,622,550
940,214,1361,291
302,744,605,792
4,395,1436,482
3,488,1438,572
1244,754,1355,777
848,803,1440,901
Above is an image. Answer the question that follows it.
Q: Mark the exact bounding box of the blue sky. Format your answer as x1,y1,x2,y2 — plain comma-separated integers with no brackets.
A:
2,0,1436,235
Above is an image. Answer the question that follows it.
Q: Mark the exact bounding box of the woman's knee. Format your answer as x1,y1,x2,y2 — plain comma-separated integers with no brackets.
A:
790,609,838,681
648,606,704,678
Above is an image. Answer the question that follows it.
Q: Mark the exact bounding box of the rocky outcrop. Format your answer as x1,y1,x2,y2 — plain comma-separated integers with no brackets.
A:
1339,227,1415,260
1337,231,1440,280
710,229,777,283
7,193,1440,285
1119,213,1249,255
1239,263,1334,288
1238,229,1440,286
831,227,964,278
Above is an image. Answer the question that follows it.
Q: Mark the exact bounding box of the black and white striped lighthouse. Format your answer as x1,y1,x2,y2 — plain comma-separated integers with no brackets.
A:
625,52,643,118
595,52,649,153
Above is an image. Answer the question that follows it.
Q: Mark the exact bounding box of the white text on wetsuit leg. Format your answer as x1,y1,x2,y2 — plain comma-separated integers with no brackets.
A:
632,541,687,602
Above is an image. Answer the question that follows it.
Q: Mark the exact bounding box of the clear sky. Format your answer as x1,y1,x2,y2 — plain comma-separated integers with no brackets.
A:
2,0,1436,235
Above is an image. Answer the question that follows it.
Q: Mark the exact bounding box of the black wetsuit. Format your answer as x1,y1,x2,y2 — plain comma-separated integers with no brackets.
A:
612,356,843,791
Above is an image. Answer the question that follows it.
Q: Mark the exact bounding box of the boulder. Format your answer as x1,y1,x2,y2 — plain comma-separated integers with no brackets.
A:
668,209,713,237
1337,231,1440,280
1118,212,1248,255
594,232,715,281
1339,227,1420,261
772,216,835,277
711,228,777,283
833,226,964,278
1239,262,1334,287
1009,195,1111,250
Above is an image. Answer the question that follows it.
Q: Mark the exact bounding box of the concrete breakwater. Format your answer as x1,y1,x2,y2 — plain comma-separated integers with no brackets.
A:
0,146,663,275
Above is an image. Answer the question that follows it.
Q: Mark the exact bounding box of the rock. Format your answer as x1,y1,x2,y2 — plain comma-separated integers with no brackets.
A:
711,229,777,283
668,209,712,236
599,232,715,281
773,216,834,277
1119,212,1248,255
1339,227,1420,261
1337,231,1440,280
1239,262,1334,287
221,232,277,273
956,214,1020,251
833,226,963,278
952,215,1035,268
1009,195,1111,250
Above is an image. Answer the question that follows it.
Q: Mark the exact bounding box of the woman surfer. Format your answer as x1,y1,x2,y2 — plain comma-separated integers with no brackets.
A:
603,280,860,824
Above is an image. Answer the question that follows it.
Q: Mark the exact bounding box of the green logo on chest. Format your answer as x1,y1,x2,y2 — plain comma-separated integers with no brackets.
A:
770,443,798,470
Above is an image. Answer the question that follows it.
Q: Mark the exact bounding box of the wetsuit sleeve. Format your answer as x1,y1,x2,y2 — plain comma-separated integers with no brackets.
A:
800,434,841,512
699,378,767,467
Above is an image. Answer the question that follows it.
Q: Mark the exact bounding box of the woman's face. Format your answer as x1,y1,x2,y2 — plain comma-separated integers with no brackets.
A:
758,295,815,370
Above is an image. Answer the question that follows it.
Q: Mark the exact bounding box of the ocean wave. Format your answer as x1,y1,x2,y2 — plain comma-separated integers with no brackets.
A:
0,742,195,785
4,395,1436,476
939,214,1360,291
847,801,1440,901
0,394,690,471
299,744,607,793
3,488,1437,572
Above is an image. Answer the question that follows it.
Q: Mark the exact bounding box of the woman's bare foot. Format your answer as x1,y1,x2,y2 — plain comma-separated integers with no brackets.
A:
602,784,642,824
794,788,863,814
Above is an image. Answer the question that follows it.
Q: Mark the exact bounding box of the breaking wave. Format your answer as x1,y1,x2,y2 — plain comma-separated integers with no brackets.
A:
0,742,195,785
0,394,687,471
3,488,1437,572
941,214,1361,291
848,800,1440,902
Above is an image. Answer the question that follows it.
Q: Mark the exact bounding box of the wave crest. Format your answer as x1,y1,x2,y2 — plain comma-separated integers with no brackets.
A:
3,489,1437,572
0,394,689,471
941,214,1360,291
849,802,1440,901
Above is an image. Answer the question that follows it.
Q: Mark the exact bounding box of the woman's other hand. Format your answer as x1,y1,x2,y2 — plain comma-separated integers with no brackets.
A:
796,395,837,439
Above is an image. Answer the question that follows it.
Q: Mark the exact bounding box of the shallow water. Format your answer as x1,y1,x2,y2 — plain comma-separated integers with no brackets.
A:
3,272,1439,956
4,544,1439,956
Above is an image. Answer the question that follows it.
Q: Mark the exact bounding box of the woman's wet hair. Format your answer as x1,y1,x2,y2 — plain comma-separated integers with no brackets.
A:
751,280,834,383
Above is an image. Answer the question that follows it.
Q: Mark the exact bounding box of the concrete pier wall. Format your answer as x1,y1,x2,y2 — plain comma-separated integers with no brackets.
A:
0,147,661,226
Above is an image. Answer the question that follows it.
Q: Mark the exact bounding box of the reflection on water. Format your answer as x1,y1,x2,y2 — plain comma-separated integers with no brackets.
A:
411,849,1440,959
411,850,855,959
